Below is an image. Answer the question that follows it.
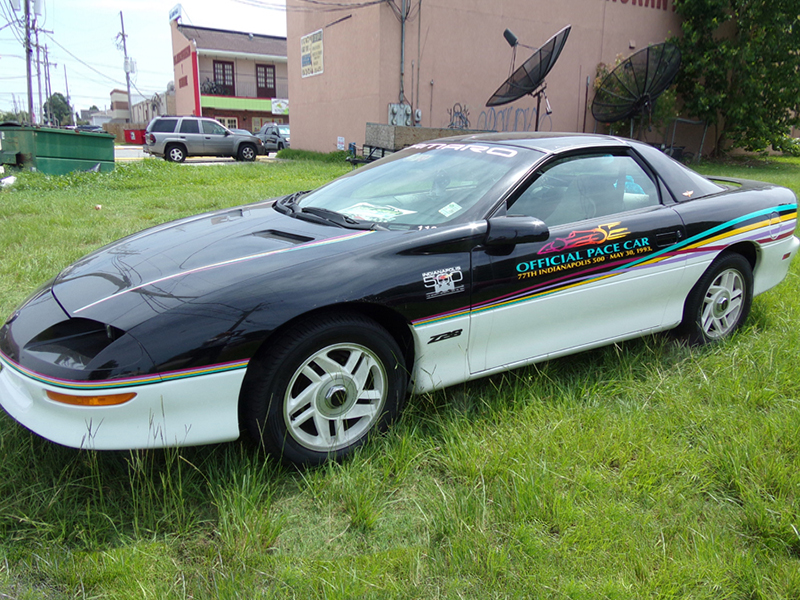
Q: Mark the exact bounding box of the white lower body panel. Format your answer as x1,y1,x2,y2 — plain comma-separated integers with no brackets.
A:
0,356,244,449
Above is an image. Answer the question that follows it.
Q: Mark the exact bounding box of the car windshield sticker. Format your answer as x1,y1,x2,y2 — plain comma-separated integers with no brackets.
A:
408,142,519,158
423,266,464,299
683,190,694,198
340,203,416,222
438,202,462,217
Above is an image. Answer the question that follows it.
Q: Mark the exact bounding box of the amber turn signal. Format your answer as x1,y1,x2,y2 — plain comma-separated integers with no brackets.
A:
46,390,136,406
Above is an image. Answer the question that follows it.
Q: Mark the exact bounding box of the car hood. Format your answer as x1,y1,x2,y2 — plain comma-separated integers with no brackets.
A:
51,201,386,329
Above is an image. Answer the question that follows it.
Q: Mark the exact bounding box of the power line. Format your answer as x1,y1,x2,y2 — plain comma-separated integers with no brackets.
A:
43,31,124,87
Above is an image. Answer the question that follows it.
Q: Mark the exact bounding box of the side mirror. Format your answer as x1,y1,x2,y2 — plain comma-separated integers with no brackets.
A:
485,215,549,247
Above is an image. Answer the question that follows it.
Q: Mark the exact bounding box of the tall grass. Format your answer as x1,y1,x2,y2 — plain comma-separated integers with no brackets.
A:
0,156,799,598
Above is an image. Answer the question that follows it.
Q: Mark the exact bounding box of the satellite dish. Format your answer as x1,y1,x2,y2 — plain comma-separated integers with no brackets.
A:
486,24,571,109
591,42,681,124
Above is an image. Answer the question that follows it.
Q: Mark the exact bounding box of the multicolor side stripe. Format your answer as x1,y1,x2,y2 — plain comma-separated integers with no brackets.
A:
413,204,797,328
0,352,249,391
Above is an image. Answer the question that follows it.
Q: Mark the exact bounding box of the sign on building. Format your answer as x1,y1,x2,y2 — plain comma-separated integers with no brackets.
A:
301,29,323,78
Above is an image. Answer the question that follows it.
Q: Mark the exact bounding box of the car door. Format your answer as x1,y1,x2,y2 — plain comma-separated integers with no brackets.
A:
468,150,688,374
262,126,279,150
201,120,234,156
177,118,204,156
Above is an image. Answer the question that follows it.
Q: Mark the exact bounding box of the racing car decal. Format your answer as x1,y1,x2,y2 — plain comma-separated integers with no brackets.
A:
538,222,630,254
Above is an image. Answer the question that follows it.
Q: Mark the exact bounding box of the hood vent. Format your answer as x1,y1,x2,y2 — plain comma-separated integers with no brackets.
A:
252,230,314,245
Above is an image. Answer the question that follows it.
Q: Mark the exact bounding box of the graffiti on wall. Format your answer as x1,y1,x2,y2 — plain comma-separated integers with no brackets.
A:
477,102,553,133
447,103,471,129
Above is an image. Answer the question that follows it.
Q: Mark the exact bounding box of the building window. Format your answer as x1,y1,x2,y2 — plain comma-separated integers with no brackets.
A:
256,64,276,98
213,61,235,96
217,117,238,129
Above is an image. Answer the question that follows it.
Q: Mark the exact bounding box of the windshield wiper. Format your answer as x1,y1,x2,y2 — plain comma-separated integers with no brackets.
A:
275,192,381,230
274,190,309,215
298,206,375,230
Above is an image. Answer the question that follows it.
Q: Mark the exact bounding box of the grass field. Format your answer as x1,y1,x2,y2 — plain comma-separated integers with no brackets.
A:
0,155,798,599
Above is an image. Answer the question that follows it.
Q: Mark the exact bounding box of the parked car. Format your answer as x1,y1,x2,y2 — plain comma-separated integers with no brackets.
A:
75,124,105,133
1,133,797,465
143,116,263,162
255,123,290,152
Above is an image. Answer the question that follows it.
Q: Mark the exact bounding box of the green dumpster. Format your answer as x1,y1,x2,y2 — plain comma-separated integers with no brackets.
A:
0,125,115,175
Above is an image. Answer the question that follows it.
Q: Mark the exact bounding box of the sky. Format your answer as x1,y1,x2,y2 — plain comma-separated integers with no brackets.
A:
0,0,287,117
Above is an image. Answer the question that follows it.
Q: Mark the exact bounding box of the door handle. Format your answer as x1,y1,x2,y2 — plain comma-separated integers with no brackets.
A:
655,229,683,247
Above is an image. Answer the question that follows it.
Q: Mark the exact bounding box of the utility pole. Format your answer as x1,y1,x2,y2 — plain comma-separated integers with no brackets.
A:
44,46,54,124
35,16,43,124
24,0,34,123
64,65,74,126
119,12,132,123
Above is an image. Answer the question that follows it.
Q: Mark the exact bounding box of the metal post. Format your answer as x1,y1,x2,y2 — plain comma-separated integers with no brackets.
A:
399,0,406,104
64,65,74,126
35,15,43,124
24,0,34,123
120,11,132,123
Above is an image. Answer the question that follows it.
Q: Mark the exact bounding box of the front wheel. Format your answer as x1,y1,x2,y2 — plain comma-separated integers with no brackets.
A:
680,253,753,345
237,144,257,161
240,313,407,465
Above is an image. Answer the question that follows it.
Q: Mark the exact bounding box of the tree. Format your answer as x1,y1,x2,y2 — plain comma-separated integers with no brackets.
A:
0,110,28,123
44,93,72,126
673,0,800,155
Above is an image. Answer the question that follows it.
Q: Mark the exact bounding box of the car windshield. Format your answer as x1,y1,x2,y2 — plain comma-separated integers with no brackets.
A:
278,126,290,136
295,141,540,229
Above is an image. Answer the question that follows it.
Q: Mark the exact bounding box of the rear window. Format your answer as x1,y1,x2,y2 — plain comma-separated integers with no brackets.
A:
633,142,725,202
149,118,178,133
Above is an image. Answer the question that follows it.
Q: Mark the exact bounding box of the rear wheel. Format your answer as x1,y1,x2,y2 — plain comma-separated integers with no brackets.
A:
238,144,257,161
680,253,753,344
165,144,186,163
241,313,407,465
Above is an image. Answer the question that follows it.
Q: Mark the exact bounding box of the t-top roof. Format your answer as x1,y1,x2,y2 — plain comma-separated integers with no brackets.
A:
177,24,287,58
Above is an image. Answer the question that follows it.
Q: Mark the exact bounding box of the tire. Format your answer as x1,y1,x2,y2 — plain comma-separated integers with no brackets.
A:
237,144,257,162
277,142,284,151
680,253,753,345
165,144,186,163
241,313,408,465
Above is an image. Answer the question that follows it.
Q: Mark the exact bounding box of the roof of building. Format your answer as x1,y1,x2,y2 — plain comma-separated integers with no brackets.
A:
177,24,287,57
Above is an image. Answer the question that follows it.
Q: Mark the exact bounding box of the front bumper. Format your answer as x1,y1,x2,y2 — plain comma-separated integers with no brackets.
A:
0,354,244,449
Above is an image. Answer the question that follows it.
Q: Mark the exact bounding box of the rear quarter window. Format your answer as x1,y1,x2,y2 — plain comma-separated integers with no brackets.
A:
633,142,725,202
149,119,178,133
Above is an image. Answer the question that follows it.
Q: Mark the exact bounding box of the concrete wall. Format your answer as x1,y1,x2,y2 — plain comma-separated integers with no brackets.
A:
287,0,682,153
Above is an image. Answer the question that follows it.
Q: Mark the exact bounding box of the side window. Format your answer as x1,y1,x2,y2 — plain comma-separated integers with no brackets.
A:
202,120,227,135
179,119,199,134
149,118,177,133
509,154,659,227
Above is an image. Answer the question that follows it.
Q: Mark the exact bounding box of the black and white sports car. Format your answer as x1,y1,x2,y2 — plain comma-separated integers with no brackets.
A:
1,134,797,464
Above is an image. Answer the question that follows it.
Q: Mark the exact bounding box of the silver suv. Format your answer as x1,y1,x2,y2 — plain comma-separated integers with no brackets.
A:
144,116,263,162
